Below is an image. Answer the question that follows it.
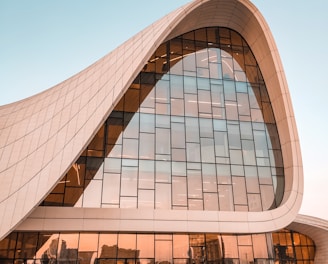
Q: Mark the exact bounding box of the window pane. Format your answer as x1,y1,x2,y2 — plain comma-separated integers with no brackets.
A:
218,185,233,211
139,160,154,189
122,138,139,158
173,234,189,258
139,133,155,160
156,160,171,183
79,233,98,262
156,183,171,209
186,117,200,143
156,128,171,155
172,123,186,148
202,163,217,192
201,138,215,163
186,143,201,162
252,234,268,258
172,176,187,206
155,240,172,263
121,166,138,196
204,193,219,211
185,94,198,116
221,235,238,258
187,170,203,199
170,75,184,99
232,176,247,205
57,234,79,260
118,234,136,258
138,190,154,208
260,185,275,210
137,234,154,258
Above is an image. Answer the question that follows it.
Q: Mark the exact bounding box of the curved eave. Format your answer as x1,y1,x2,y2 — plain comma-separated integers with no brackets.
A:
0,0,302,240
288,215,328,263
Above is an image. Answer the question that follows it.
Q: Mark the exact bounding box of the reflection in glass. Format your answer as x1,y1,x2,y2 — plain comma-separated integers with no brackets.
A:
0,230,316,263
41,27,285,213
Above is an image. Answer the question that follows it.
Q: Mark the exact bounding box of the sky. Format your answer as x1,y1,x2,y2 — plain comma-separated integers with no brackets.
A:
0,0,327,220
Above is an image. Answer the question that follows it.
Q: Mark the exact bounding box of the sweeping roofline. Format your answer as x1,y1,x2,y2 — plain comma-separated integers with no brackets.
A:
0,0,302,239
288,215,328,263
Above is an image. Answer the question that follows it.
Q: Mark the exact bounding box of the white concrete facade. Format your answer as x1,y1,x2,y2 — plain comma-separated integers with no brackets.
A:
0,0,302,244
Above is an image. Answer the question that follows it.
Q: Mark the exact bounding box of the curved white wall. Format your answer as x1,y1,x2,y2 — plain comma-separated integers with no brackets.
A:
0,0,302,240
289,215,328,264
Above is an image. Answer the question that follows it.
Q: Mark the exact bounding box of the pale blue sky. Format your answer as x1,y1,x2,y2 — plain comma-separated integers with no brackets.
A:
1,0,327,220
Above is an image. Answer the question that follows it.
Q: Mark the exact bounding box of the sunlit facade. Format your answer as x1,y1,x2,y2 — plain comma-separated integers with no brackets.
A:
0,0,327,263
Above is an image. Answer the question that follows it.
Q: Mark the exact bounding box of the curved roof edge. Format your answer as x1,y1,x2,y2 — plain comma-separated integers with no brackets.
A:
0,0,303,240
288,215,328,263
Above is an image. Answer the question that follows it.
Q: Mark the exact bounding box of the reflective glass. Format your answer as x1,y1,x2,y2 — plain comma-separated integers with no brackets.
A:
40,27,284,212
0,230,317,263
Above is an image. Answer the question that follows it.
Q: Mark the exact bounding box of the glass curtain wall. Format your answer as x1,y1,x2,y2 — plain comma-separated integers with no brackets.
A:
0,230,315,263
41,27,284,212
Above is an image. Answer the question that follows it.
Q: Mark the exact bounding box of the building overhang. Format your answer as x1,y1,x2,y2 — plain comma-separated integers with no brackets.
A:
0,0,303,239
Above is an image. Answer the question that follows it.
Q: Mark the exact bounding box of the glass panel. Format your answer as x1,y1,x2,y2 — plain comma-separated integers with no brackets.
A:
139,160,154,189
57,234,79,261
218,185,233,211
202,163,217,192
172,123,185,148
238,246,253,264
252,234,268,259
201,138,215,163
186,143,201,162
140,113,155,133
15,233,38,259
118,234,136,258
184,76,197,94
123,113,139,139
221,235,238,259
227,124,241,149
199,118,213,138
204,192,219,211
214,131,229,157
156,80,170,104
173,235,189,258
156,183,171,209
172,162,186,176
172,176,187,206
122,138,138,158
137,234,154,258
155,240,172,264
217,164,231,184
78,233,98,262
186,117,200,143
232,177,247,205
189,199,203,210
121,166,138,196
197,79,210,93
120,196,137,208
138,190,154,208
140,133,155,160
82,180,102,207
260,185,275,210
242,140,256,165
156,161,171,183
171,98,184,116
156,128,171,155
185,94,198,116
98,234,117,258
248,193,262,211
187,170,203,199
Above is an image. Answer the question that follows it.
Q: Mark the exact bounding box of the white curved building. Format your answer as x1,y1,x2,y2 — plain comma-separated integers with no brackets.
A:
0,0,325,263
